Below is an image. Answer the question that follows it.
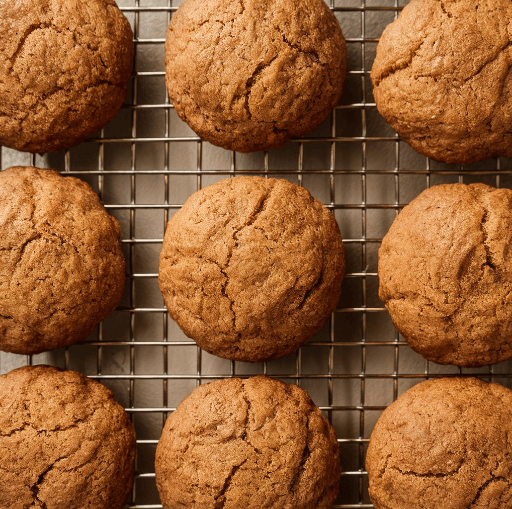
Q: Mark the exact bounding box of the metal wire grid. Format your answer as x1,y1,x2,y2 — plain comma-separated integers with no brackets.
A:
2,0,512,507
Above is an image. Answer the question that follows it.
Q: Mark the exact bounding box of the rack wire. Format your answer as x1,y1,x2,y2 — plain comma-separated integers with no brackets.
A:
2,0,512,507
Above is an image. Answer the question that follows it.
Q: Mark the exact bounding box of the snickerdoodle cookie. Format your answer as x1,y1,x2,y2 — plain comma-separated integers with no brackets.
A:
366,377,512,509
0,166,125,355
371,0,512,165
165,0,346,152
379,183,512,367
158,176,345,362
0,365,136,509
0,0,133,154
155,376,341,509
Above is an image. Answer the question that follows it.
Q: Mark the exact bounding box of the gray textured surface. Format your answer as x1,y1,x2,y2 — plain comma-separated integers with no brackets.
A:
2,0,512,507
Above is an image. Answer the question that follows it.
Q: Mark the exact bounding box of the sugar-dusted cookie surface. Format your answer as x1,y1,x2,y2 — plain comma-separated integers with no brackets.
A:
379,183,512,366
0,0,133,154
156,376,341,509
366,377,512,509
0,365,136,509
158,176,345,362
371,0,512,165
0,166,126,354
165,0,346,152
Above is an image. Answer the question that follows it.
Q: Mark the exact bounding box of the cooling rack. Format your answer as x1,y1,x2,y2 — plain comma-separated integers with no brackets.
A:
2,0,512,507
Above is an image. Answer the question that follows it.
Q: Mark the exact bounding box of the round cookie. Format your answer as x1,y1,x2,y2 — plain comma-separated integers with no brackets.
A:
366,377,512,509
0,365,136,509
371,0,512,165
0,166,126,355
0,0,133,154
155,376,341,509
158,176,345,362
379,183,512,367
164,0,346,153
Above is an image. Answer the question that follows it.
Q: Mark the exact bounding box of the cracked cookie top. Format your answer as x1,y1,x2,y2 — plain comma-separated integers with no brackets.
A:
164,0,346,153
0,166,126,355
379,183,512,367
371,0,512,165
366,377,512,509
0,365,136,509
158,176,345,362
155,376,341,509
0,0,133,154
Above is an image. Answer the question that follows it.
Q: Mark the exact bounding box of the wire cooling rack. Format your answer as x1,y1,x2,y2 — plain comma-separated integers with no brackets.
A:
2,0,512,507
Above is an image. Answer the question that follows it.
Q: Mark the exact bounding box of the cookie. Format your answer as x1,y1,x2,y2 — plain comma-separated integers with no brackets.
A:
0,166,126,355
379,183,512,367
158,176,345,362
155,376,341,509
366,377,512,509
0,365,136,509
164,0,346,153
0,0,133,154
371,0,512,165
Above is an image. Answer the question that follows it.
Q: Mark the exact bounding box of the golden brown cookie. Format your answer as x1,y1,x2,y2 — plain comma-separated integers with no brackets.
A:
371,0,512,165
155,376,341,509
0,166,126,355
164,0,346,153
158,176,345,362
0,365,136,509
366,377,512,509
0,0,133,154
379,183,512,367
